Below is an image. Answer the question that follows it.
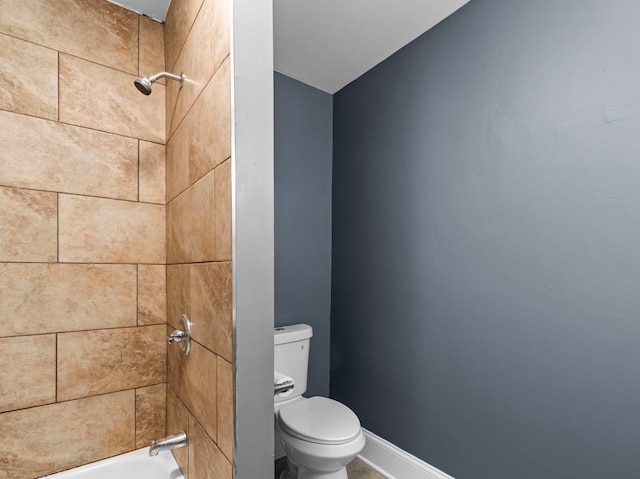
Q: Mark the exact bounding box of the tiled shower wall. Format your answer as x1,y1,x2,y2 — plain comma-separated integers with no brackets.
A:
0,0,167,477
164,0,233,477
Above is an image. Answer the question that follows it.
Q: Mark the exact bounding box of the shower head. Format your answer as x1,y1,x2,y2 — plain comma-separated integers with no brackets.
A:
133,71,185,95
134,77,153,95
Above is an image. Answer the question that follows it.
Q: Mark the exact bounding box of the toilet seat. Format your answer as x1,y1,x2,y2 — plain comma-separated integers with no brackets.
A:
278,396,361,445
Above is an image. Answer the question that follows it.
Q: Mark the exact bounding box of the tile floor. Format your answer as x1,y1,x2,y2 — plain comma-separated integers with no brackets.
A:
275,457,388,478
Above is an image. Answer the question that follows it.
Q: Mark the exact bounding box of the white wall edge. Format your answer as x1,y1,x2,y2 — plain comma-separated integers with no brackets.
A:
231,0,274,476
359,429,456,479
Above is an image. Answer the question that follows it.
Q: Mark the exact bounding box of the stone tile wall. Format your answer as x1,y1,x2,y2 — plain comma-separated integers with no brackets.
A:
0,1,167,477
164,0,233,477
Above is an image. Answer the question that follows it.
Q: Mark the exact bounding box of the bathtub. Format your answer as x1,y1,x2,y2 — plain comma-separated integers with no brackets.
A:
40,447,185,479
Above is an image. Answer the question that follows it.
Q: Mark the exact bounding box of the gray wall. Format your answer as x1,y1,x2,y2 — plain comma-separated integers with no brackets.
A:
275,72,333,397
331,0,640,478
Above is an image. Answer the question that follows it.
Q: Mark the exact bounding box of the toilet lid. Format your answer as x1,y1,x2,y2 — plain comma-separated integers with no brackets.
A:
278,397,361,445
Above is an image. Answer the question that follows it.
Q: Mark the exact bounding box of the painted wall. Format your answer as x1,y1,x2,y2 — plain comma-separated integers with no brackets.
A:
0,1,166,476
274,72,333,397
331,0,640,478
164,0,233,476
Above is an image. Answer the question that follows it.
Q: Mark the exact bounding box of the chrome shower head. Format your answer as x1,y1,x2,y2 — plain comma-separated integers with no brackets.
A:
134,77,153,95
133,71,185,95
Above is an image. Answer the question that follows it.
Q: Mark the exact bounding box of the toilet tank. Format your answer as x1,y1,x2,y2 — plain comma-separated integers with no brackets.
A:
274,324,313,404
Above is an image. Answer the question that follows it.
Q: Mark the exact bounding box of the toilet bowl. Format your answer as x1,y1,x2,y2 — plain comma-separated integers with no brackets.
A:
274,325,365,479
276,396,365,479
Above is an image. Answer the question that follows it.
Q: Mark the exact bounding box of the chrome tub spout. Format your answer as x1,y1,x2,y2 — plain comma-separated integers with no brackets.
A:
149,432,187,457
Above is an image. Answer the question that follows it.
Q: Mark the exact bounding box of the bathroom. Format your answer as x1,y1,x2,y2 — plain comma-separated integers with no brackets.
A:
1,0,640,478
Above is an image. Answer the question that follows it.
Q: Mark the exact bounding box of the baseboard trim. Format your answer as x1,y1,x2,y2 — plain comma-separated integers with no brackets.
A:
358,429,455,479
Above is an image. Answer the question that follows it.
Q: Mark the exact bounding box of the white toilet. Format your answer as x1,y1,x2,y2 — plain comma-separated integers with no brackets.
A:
274,324,365,479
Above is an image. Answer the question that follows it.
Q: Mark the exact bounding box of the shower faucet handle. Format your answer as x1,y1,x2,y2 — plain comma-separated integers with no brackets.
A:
168,314,191,356
168,330,188,343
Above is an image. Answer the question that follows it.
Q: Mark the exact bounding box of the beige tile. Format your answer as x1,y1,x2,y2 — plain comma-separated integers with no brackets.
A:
59,54,164,143
167,170,215,264
0,110,138,200
165,78,180,141
0,263,136,336
189,415,232,479
346,459,390,479
0,33,57,120
164,0,205,72
168,331,217,441
217,356,233,462
57,325,166,401
59,194,165,264
0,390,135,479
0,335,56,413
167,264,191,330
0,0,138,74
188,59,231,185
215,160,232,261
166,118,190,201
167,58,230,199
167,0,217,136
166,197,175,263
213,0,230,70
136,383,166,448
190,262,232,361
0,186,57,262
140,141,166,204
164,191,175,265
138,264,166,326
139,16,165,80
167,385,190,476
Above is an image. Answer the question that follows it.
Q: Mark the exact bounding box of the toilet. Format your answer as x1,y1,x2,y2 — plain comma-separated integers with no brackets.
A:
274,324,365,479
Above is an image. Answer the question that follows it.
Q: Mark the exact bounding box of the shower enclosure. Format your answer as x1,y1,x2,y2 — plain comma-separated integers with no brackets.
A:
0,0,273,477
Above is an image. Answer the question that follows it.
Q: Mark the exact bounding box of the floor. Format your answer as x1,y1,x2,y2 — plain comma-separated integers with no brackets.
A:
275,457,388,478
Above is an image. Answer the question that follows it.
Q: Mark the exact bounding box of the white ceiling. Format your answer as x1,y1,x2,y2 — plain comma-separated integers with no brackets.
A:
274,0,470,93
108,0,471,93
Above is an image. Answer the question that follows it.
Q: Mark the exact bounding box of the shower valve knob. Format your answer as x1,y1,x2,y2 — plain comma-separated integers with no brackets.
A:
168,330,188,343
168,314,192,356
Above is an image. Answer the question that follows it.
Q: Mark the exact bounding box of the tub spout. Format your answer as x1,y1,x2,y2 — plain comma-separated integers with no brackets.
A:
149,432,187,457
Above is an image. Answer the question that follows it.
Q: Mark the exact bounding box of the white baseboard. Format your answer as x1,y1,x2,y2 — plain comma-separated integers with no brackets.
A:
358,429,455,479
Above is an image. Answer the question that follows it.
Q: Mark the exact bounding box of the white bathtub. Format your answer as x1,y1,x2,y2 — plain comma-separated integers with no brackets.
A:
40,447,185,479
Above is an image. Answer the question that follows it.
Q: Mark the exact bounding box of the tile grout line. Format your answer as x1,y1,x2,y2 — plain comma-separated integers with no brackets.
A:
138,140,141,202
55,333,58,403
4,324,167,342
56,193,60,262
215,352,219,444
136,264,140,326
0,183,164,207
57,51,60,122
212,166,218,260
166,55,229,143
134,386,137,448
167,322,230,362
138,15,141,76
0,260,167,266
0,259,230,267
59,51,142,79
166,160,226,205
3,49,166,144
0,107,165,145
171,392,229,468
165,0,207,75
0,31,140,77
0,30,58,53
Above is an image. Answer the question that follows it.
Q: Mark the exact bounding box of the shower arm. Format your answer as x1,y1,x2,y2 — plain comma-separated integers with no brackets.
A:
149,71,184,84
